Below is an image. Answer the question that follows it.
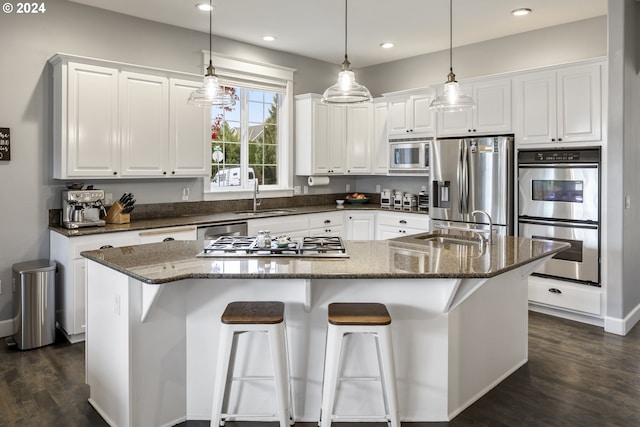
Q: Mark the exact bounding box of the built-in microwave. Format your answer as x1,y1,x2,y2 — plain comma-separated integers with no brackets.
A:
389,137,430,175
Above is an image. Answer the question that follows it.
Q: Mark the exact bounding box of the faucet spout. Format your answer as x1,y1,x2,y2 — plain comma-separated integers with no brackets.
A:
471,209,494,244
253,178,261,212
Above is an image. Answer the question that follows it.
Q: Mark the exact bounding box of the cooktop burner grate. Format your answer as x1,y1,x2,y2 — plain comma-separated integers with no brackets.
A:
198,235,348,258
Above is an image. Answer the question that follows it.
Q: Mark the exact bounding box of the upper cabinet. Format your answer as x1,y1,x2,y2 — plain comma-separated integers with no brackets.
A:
295,94,372,175
436,79,512,137
514,63,602,144
50,54,209,179
386,89,436,136
371,99,389,175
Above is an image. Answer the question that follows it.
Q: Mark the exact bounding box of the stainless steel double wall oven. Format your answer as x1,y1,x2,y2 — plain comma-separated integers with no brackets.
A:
518,148,601,286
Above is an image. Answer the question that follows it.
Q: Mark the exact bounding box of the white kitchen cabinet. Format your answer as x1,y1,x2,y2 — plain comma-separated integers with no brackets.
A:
386,89,436,136
528,275,602,317
52,60,120,178
247,215,310,239
169,79,210,176
120,72,170,177
514,63,602,144
436,79,512,137
295,94,372,175
50,54,208,179
375,211,430,240
371,99,389,174
137,226,198,244
50,230,139,342
308,212,345,237
345,212,375,240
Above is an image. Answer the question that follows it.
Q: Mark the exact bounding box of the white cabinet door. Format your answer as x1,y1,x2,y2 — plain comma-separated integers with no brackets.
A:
387,90,435,136
372,100,389,174
437,79,511,137
62,62,120,178
514,71,556,144
120,72,170,176
515,63,602,145
557,64,602,143
309,211,345,238
169,79,209,176
345,212,375,240
326,105,347,174
248,215,310,238
137,226,198,244
375,211,430,240
346,104,372,174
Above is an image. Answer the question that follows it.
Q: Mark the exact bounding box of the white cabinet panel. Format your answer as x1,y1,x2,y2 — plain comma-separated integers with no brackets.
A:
372,100,389,174
120,72,170,176
528,276,602,316
387,90,436,136
309,211,345,237
345,212,375,240
137,226,198,244
375,211,430,240
346,104,372,173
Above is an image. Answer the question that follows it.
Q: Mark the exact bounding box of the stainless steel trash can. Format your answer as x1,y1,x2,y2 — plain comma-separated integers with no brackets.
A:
12,260,57,350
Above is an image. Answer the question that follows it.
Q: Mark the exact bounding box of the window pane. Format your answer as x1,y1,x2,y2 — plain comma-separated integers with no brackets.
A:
210,88,280,191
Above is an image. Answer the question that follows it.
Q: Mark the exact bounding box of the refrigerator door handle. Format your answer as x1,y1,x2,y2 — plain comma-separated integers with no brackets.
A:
462,141,469,215
457,140,464,214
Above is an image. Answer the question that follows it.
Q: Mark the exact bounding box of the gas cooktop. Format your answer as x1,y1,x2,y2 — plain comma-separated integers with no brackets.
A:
197,236,349,258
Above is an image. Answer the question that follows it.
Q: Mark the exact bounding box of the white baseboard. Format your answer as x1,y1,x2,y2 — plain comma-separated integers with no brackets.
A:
528,303,604,327
605,302,640,336
0,319,14,338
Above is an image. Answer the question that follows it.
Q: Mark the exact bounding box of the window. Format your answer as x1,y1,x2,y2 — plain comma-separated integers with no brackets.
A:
203,53,295,198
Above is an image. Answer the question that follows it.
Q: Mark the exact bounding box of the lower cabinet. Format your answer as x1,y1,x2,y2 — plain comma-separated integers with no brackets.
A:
375,211,430,240
50,226,197,343
308,212,344,237
528,275,602,317
345,212,375,240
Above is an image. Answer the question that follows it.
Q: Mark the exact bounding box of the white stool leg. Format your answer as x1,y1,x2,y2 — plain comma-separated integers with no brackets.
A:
319,324,344,427
376,326,400,427
268,323,292,427
210,325,235,427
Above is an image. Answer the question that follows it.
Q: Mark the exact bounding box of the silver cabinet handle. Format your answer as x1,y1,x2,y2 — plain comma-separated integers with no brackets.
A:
548,288,562,294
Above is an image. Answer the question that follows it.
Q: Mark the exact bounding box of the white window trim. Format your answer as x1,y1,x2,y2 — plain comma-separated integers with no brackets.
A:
201,52,296,201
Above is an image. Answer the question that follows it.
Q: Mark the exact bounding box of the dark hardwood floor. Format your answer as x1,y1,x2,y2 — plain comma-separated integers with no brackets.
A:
2,312,639,427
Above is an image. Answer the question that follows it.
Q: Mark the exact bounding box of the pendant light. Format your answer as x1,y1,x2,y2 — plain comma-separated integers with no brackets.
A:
188,0,235,107
429,0,475,112
321,0,372,104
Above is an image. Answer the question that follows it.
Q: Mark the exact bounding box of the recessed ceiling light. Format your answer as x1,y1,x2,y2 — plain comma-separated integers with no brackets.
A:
380,42,394,49
262,35,276,42
511,8,532,16
196,3,213,12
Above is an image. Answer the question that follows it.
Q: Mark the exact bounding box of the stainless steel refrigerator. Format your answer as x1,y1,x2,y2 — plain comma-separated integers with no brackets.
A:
430,135,514,235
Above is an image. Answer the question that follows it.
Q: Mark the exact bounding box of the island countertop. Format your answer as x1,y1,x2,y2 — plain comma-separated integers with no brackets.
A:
81,232,569,284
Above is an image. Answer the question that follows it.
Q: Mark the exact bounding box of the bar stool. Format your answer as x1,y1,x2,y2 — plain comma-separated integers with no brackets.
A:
319,302,399,427
210,301,293,427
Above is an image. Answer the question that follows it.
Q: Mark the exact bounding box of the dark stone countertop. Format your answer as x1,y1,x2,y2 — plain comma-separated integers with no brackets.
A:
49,203,429,237
80,231,569,284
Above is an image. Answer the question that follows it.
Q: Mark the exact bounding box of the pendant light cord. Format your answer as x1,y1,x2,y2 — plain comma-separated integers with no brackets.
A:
208,0,213,68
344,0,348,61
449,0,453,73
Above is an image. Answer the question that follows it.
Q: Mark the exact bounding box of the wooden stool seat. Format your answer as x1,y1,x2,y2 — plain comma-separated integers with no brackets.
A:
222,301,284,324
328,302,391,326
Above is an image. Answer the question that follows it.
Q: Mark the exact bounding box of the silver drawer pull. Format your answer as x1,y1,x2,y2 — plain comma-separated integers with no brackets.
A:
548,288,562,294
99,245,114,249
163,237,175,242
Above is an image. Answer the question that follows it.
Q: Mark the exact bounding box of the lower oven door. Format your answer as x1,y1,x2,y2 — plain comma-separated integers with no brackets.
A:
519,218,599,285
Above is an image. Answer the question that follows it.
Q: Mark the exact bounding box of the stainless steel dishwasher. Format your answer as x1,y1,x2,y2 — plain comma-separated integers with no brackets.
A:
197,222,248,240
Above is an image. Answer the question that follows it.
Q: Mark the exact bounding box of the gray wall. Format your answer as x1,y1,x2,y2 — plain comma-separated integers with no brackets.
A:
0,0,612,325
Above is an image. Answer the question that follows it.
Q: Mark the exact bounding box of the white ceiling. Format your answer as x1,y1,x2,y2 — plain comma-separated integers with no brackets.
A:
68,0,607,68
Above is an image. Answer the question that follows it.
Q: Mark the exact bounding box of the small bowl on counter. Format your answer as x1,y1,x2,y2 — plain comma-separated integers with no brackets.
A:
336,199,345,208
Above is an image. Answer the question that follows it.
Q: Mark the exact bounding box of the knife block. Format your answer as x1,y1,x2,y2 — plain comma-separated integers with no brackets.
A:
104,202,130,224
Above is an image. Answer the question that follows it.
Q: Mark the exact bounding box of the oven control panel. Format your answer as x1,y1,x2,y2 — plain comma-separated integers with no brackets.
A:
518,148,600,165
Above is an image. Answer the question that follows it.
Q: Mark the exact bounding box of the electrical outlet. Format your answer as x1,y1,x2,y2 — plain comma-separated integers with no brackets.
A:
376,184,381,193
105,193,113,205
346,184,351,192
303,185,309,194
114,294,121,315
421,186,427,192
0,279,2,295
182,187,190,201
294,185,301,195
625,195,631,209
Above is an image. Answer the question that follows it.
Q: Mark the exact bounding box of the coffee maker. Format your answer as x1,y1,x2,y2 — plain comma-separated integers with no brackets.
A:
62,189,107,229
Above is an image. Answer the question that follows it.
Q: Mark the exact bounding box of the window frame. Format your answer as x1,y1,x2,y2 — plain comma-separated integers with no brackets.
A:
202,52,296,201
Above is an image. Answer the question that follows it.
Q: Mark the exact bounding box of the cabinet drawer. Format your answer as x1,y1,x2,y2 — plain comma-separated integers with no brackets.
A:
72,232,138,258
376,212,429,230
138,226,197,243
309,212,344,229
528,276,602,316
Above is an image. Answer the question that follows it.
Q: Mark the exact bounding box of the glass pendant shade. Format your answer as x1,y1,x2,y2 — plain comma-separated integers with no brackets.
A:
429,72,475,112
322,59,372,104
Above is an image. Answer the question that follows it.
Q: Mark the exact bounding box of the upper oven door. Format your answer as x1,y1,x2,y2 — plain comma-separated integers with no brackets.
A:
518,165,599,222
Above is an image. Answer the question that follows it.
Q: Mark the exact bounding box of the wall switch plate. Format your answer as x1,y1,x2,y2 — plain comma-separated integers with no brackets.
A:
376,184,381,193
182,187,190,201
625,195,631,209
303,185,308,194
0,279,2,295
294,185,301,195
346,184,351,192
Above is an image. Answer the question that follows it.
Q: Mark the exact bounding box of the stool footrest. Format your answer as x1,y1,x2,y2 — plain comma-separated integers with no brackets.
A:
230,375,275,382
337,376,381,382
330,415,393,421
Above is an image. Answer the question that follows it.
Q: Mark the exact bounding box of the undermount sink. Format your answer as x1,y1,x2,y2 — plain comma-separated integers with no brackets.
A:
233,209,296,216
416,234,484,246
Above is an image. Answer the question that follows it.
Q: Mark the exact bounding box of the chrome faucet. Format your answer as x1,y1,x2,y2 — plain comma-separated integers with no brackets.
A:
253,178,261,212
472,209,494,244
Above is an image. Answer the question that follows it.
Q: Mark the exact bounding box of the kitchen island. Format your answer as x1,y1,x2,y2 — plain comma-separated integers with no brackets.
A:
81,232,568,426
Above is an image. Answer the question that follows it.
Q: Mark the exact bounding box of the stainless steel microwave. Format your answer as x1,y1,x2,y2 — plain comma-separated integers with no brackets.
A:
389,137,430,175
